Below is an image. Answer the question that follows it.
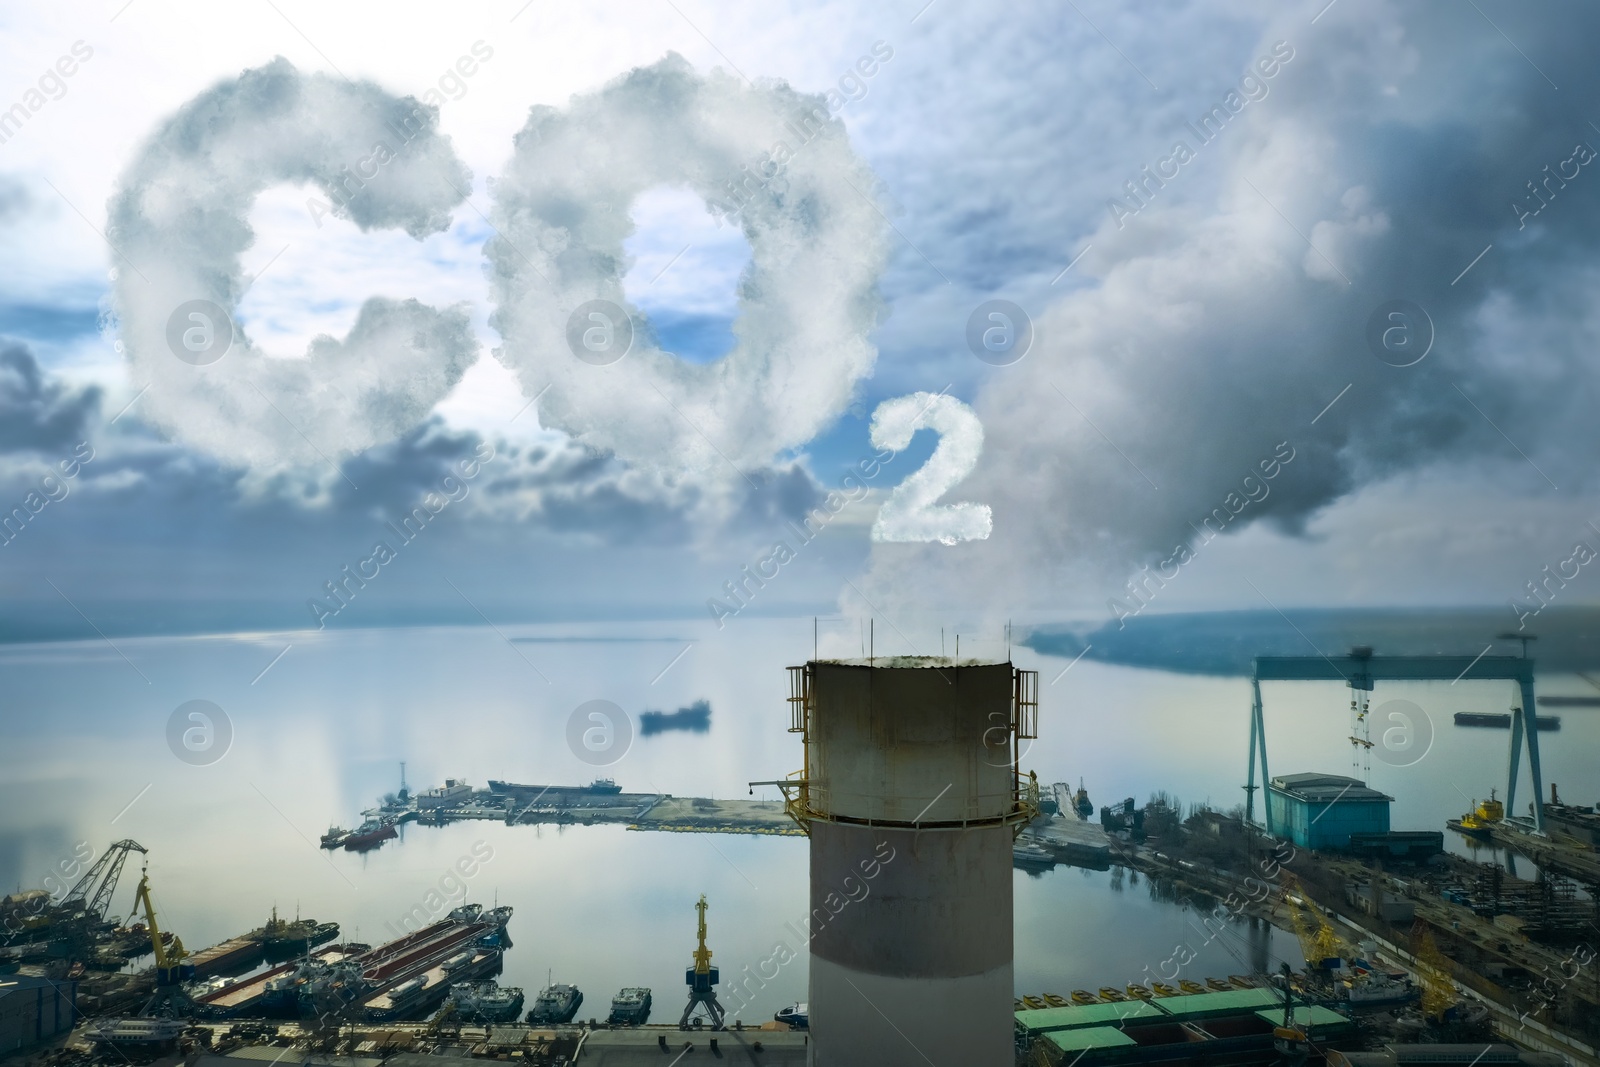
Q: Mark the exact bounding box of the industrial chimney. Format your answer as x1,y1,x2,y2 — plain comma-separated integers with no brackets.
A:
769,657,1038,1066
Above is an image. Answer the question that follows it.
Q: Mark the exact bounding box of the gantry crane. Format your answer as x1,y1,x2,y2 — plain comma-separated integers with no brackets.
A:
62,840,147,923
679,895,726,1030
1247,647,1546,833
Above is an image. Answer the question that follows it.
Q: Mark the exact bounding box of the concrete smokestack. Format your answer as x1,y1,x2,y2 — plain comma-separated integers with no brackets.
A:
785,658,1037,1066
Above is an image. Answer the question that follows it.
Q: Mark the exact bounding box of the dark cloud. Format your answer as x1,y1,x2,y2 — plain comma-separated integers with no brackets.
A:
860,0,1600,614
0,340,99,453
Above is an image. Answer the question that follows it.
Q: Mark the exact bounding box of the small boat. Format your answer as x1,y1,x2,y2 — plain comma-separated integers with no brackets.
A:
1151,983,1179,997
1012,841,1056,871
1043,993,1069,1008
603,985,651,1025
1071,990,1099,1005
1179,979,1205,995
1126,984,1153,1000
1098,987,1127,1002
1206,977,1233,991
527,982,582,1025
1229,975,1255,989
1021,994,1048,1010
775,1002,808,1029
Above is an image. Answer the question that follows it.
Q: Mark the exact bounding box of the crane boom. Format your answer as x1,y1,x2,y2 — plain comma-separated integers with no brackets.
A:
62,840,147,921
131,868,186,983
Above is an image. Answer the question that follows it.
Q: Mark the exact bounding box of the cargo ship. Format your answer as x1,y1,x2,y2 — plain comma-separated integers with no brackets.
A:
527,982,583,1025
488,778,621,797
1453,712,1559,730
185,932,265,977
343,820,398,852
198,904,510,1021
607,987,651,1026
193,944,353,1018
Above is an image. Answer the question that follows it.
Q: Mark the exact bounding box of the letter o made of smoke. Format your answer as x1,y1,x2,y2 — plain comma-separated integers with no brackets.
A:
108,57,478,468
487,54,890,474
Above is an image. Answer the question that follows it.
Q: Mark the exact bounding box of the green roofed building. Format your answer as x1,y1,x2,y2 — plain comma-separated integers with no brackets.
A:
1016,985,1355,1065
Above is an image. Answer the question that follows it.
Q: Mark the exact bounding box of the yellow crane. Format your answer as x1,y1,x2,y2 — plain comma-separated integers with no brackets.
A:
678,894,726,1030
1410,924,1457,1020
131,865,191,1013
1280,874,1350,970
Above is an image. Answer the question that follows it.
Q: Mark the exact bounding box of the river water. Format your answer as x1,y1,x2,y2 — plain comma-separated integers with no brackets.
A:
2,617,1593,1023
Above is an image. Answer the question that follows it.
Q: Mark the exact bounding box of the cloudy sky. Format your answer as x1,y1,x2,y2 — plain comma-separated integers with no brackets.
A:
1,0,1597,644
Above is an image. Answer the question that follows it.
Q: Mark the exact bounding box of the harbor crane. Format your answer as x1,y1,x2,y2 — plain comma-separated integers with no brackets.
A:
678,895,726,1030
131,865,191,1016
62,839,146,923
1246,646,1546,834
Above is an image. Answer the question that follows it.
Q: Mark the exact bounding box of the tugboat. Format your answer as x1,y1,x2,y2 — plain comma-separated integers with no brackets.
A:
526,981,582,1025
608,987,652,1026
1447,790,1505,839
260,907,339,961
774,1002,808,1029
320,826,351,850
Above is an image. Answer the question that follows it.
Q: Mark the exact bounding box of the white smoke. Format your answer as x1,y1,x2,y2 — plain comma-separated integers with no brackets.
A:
869,392,991,545
486,53,889,476
108,57,478,469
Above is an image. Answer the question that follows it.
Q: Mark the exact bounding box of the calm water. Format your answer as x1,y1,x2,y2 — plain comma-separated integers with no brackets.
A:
2,617,1593,1021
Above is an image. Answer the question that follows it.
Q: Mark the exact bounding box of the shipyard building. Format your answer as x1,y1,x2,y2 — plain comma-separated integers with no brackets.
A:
1267,772,1392,851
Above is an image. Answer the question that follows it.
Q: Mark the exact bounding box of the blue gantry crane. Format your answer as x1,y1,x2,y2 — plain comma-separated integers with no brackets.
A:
1245,645,1545,834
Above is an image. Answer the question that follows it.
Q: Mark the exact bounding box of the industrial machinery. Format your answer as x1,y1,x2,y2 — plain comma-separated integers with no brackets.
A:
1281,875,1351,970
131,866,192,1015
678,894,725,1030
63,840,147,924
1272,962,1311,1067
1410,924,1457,1021
1247,646,1547,833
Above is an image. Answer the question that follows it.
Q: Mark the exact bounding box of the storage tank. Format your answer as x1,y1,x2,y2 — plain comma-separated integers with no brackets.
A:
783,658,1037,1066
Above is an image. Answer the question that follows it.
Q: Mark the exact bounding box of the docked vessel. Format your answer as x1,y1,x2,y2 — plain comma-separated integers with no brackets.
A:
84,1018,187,1048
1011,841,1056,871
488,778,622,797
527,982,583,1025
343,820,397,852
607,986,652,1026
1454,712,1559,730
1074,780,1094,820
1447,791,1505,839
260,907,339,961
445,980,525,1023
320,826,351,850
774,1002,808,1029
1344,969,1415,1006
